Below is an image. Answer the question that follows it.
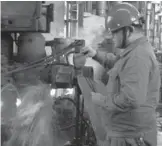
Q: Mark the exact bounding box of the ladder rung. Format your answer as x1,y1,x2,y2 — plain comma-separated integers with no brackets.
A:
65,19,78,23
71,10,78,12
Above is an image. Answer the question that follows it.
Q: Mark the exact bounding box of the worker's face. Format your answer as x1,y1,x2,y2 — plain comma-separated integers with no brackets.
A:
111,29,124,48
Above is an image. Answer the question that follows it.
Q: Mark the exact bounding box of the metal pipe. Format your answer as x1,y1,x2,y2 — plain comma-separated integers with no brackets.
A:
145,2,152,40
70,2,78,38
96,1,107,17
142,2,147,31
155,14,158,49
85,1,92,13
68,3,71,38
76,3,79,37
65,1,68,37
70,2,76,38
78,2,83,29
65,1,71,38
159,16,162,50
151,3,156,46
159,2,162,50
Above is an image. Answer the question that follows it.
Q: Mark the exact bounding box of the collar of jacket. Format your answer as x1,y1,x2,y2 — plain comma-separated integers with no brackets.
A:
119,36,148,59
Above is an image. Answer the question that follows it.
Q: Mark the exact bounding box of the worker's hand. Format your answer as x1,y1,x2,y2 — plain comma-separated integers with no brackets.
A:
91,92,105,106
73,53,86,68
81,46,97,58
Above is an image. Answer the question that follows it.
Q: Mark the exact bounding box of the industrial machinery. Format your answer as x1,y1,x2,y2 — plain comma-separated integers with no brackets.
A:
1,1,54,62
1,1,162,145
5,37,98,146
1,2,53,33
1,2,95,146
1,1,55,127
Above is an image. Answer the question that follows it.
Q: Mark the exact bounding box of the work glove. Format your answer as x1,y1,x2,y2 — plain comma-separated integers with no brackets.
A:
81,46,97,58
73,53,86,68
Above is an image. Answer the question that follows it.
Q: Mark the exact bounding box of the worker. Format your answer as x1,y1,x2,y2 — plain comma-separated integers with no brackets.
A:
81,2,161,146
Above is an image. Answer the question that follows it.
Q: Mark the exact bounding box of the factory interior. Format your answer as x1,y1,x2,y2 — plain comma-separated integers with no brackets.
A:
1,1,162,146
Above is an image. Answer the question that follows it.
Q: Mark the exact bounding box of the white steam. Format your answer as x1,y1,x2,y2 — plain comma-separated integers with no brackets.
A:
78,13,106,49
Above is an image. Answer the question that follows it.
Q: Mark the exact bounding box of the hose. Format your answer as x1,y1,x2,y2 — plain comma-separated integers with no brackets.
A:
5,61,74,76
5,63,44,75
53,97,92,131
5,40,80,76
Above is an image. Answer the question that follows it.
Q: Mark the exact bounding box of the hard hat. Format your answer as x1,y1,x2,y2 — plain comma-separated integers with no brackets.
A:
106,2,141,32
107,9,133,32
108,2,141,23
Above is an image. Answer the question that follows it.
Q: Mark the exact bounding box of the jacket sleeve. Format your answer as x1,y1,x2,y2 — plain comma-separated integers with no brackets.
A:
96,56,151,111
92,50,117,70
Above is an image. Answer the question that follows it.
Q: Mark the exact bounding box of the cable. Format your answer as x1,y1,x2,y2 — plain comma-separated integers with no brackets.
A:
5,39,84,76
5,61,73,76
6,63,44,75
53,97,92,131
22,55,52,67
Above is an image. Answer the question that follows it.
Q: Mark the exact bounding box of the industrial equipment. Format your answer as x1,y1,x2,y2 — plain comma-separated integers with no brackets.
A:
5,37,98,146
1,1,53,33
1,1,54,63
1,1,162,145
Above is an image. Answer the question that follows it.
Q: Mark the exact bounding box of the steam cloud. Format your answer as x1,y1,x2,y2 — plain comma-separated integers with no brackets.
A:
77,13,106,50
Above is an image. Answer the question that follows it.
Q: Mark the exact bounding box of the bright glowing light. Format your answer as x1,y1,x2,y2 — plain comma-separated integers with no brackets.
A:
65,88,74,95
50,89,56,96
16,98,22,107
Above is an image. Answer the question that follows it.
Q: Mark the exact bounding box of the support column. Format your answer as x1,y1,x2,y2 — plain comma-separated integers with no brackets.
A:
145,2,152,40
159,16,162,50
